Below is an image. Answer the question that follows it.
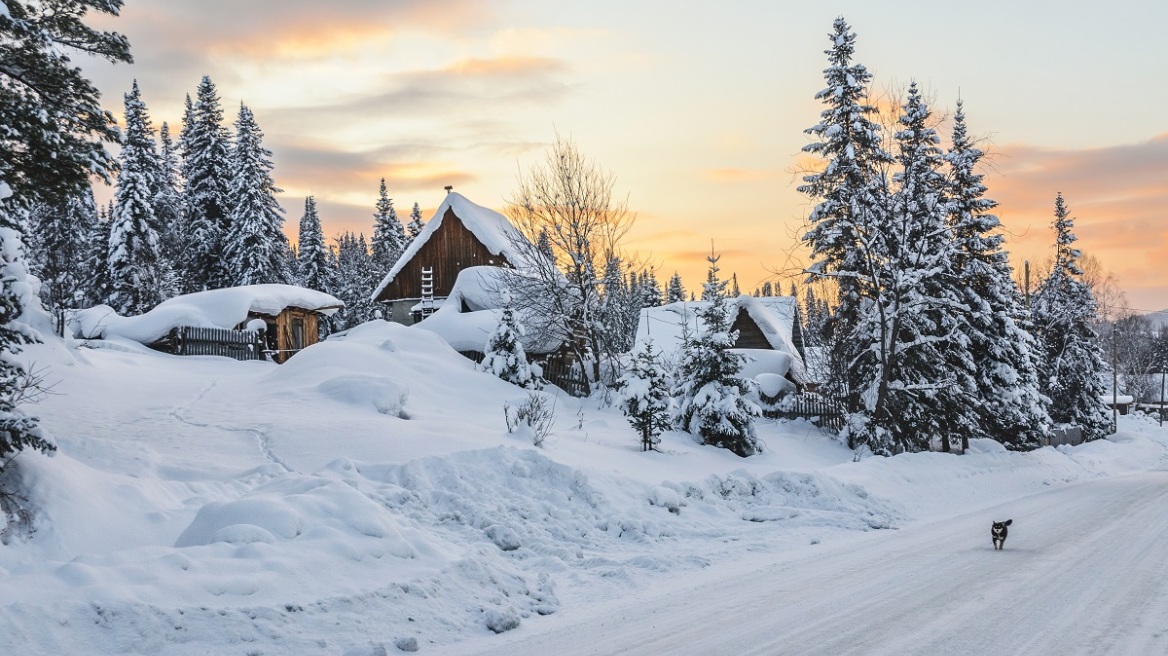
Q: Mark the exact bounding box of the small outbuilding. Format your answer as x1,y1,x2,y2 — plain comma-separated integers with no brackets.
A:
72,285,344,363
370,191,534,325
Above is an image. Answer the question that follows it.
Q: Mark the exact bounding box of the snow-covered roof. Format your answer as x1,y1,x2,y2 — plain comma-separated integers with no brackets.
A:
636,295,806,383
412,267,562,355
72,285,343,344
371,192,530,301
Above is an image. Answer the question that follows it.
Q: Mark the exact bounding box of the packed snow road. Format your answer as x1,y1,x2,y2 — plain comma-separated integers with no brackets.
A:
452,470,1168,656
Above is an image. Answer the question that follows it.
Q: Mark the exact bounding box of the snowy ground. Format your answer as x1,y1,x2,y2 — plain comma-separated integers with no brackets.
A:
3,320,1167,655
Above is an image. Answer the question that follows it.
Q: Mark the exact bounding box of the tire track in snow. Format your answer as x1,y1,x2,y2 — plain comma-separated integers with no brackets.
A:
169,379,293,472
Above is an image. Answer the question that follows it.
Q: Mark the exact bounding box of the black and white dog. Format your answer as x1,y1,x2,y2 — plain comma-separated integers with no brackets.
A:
991,519,1013,550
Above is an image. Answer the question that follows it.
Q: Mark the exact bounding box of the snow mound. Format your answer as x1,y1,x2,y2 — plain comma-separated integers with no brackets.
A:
316,374,409,416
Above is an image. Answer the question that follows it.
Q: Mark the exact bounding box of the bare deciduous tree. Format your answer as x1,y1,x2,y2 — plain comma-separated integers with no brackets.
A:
503,135,640,391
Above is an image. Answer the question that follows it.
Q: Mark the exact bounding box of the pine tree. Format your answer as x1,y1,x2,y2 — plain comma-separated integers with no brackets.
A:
371,179,407,271
406,202,424,241
797,17,891,426
480,291,539,389
730,273,740,297
0,0,131,207
618,341,671,451
85,206,113,307
108,81,168,315
27,187,98,310
1031,194,1111,441
155,121,185,294
666,272,686,304
180,77,233,291
332,231,379,329
222,104,291,287
848,81,976,455
946,100,1049,450
673,253,760,457
297,196,332,292
639,269,662,308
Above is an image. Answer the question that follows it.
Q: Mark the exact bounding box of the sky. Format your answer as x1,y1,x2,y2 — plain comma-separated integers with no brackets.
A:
80,0,1168,310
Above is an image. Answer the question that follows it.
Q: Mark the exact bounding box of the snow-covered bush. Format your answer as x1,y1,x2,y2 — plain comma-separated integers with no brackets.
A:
617,341,671,451
505,393,555,447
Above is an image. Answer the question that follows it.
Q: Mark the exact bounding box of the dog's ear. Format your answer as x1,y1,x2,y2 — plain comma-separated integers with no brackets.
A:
1004,519,1013,526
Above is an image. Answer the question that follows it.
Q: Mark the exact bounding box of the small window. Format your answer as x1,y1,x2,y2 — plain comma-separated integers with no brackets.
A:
291,317,305,352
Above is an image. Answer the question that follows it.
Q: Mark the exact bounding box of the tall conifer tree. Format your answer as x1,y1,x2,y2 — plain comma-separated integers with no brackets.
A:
1031,194,1111,441
371,179,407,271
297,196,331,292
946,100,1050,450
797,17,891,430
108,81,167,315
180,77,233,291
223,104,291,287
406,203,424,240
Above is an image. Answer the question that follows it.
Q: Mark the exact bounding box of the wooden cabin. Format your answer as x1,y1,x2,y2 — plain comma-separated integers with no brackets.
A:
635,295,808,390
371,191,532,325
73,285,344,364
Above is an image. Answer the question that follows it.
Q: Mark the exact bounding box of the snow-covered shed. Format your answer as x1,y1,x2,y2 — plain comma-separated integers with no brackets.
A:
636,295,808,390
413,266,564,356
72,285,343,363
371,191,534,325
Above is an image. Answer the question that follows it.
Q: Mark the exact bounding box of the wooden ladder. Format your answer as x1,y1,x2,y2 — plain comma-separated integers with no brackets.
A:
420,267,436,317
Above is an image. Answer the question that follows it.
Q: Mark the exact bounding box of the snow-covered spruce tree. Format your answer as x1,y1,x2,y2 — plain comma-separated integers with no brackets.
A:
618,340,671,451
180,77,233,291
332,231,379,329
406,202,424,241
797,17,892,441
155,121,185,294
480,291,539,389
1030,194,1111,441
108,81,168,316
297,196,333,292
673,253,760,457
945,100,1049,451
639,269,662,308
0,196,55,471
222,104,292,287
0,0,130,206
847,82,978,455
371,178,407,272
28,187,98,311
666,272,686,304
84,205,114,308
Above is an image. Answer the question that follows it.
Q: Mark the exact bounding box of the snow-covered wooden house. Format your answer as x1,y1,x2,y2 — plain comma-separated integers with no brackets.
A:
72,285,344,363
371,191,532,325
635,295,808,392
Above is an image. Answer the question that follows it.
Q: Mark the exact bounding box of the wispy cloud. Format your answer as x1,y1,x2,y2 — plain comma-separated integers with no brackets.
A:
985,133,1168,307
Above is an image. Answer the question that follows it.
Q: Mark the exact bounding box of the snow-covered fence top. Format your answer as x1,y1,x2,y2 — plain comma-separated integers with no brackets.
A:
72,284,343,344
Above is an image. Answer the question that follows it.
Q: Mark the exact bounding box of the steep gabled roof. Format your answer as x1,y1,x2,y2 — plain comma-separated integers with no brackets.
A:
370,192,529,302
635,295,806,383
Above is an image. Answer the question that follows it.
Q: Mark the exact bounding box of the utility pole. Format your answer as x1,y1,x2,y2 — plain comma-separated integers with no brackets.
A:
1112,324,1119,435
1023,260,1031,309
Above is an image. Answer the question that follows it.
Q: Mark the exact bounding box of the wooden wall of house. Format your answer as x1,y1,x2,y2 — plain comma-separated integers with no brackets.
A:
375,207,511,302
730,308,772,350
271,308,319,364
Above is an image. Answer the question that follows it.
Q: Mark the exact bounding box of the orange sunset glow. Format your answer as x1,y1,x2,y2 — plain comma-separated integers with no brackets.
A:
84,1,1168,310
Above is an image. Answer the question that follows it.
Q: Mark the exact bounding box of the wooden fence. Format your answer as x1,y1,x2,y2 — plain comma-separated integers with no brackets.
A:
162,326,266,361
1047,426,1084,447
764,392,846,432
458,350,590,397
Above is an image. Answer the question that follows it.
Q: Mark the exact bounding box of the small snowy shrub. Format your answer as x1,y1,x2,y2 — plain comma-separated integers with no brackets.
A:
505,393,555,447
480,291,540,389
483,608,521,634
617,341,671,451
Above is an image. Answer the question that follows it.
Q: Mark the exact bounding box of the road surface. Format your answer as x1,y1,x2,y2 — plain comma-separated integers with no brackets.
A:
445,470,1168,655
